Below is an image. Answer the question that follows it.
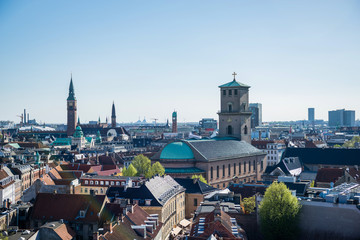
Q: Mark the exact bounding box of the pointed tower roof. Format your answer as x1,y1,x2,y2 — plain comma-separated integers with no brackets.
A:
218,72,250,88
67,75,76,100
77,116,80,126
112,101,116,118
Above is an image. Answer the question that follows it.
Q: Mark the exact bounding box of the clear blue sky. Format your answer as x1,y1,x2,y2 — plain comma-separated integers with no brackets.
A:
1,0,359,124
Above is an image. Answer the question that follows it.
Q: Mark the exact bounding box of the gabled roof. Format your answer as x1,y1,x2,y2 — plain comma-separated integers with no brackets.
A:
218,79,250,88
175,178,218,194
189,207,244,239
107,176,185,206
31,193,107,223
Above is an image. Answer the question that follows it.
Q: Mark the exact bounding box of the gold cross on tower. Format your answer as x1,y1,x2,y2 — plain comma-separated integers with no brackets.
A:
232,72,237,80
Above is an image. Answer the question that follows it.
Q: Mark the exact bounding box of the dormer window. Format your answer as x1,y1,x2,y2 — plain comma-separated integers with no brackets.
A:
79,210,86,218
145,199,152,206
85,180,88,184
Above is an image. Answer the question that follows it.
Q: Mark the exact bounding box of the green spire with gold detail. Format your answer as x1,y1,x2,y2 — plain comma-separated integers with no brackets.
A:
35,151,40,166
67,74,76,101
96,130,102,144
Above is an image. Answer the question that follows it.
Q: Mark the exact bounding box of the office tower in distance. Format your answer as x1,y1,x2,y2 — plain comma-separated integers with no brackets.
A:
249,103,262,129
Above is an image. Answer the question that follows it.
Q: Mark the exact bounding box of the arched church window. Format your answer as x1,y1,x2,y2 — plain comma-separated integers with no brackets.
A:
244,125,248,135
228,103,232,112
227,125,233,135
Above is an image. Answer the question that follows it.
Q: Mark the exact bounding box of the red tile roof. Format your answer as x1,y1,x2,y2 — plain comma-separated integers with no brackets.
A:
31,193,107,223
189,209,244,240
60,164,95,173
49,168,62,180
53,223,76,240
315,168,344,183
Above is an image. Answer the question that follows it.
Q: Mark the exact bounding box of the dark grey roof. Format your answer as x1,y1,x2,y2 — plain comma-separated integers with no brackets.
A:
174,178,218,194
186,139,265,161
282,148,360,166
107,176,185,206
264,157,302,175
283,182,309,196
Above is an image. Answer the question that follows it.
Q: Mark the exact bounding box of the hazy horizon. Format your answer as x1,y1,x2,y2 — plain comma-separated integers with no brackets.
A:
1,1,359,124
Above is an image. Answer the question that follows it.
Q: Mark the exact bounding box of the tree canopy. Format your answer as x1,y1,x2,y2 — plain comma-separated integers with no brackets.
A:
152,161,165,176
132,154,152,176
343,136,360,148
242,196,256,214
131,155,166,178
259,181,301,240
122,164,137,177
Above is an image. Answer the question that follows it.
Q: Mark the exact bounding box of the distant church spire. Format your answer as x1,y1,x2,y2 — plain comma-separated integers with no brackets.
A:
67,74,77,136
77,116,80,126
67,74,76,101
111,101,116,128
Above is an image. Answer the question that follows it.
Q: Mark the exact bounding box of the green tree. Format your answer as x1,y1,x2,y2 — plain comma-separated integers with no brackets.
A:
333,144,342,148
343,136,360,148
242,196,256,214
132,154,151,176
151,161,165,176
191,174,207,184
259,181,301,240
122,164,137,177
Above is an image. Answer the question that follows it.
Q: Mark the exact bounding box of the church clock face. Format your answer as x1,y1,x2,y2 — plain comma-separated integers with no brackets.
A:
69,102,73,107
227,118,232,123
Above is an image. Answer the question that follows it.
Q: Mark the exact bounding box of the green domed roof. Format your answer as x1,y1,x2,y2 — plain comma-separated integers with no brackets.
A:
73,126,84,138
160,141,194,160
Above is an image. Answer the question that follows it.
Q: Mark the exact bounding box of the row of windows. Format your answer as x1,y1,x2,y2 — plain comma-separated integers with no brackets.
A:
82,187,105,194
83,180,137,187
223,89,238,96
210,161,263,179
268,156,277,160
214,178,254,188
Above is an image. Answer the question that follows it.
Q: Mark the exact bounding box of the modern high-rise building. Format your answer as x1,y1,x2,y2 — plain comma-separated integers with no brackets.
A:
308,108,315,122
249,103,262,128
218,73,251,143
328,109,355,127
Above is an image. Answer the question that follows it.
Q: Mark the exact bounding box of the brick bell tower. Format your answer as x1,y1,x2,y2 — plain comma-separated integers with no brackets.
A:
172,110,177,133
218,72,252,143
67,75,77,136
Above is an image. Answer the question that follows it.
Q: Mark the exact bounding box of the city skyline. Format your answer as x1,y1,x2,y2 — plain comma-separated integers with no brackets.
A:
1,1,360,123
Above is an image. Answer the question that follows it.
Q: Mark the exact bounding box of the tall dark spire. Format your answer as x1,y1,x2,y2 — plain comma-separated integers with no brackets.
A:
67,75,76,101
112,101,116,118
111,101,116,128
